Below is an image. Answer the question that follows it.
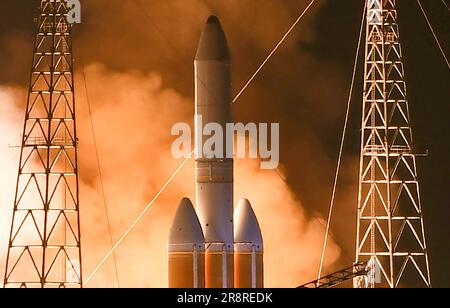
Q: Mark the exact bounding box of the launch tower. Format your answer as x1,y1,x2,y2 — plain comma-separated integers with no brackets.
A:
355,0,431,288
3,0,82,288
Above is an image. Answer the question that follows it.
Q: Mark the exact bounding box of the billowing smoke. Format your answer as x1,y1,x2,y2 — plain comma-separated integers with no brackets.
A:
75,65,341,287
0,0,354,287
0,86,24,280
0,63,341,287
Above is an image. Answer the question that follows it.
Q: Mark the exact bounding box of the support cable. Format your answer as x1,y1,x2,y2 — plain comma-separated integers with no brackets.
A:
83,0,318,286
80,62,121,288
233,0,317,102
316,1,366,283
417,0,450,70
84,151,193,285
440,0,450,12
272,167,354,264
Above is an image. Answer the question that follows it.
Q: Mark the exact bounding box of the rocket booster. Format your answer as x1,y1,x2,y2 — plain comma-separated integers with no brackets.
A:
168,198,205,288
195,15,234,288
234,199,264,288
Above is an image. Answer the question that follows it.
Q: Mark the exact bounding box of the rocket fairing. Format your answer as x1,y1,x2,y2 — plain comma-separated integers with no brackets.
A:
233,199,264,288
168,198,205,288
195,15,234,288
168,15,264,289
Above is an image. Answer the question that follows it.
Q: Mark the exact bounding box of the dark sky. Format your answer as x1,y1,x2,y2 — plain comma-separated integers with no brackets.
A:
314,0,450,287
396,0,450,287
0,0,449,287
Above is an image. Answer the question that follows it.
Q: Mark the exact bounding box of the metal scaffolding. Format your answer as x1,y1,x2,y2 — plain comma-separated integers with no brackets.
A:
299,262,368,289
355,0,431,288
3,0,82,288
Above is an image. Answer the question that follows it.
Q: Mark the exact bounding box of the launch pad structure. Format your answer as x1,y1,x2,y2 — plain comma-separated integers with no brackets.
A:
3,0,82,288
2,0,448,288
355,0,431,288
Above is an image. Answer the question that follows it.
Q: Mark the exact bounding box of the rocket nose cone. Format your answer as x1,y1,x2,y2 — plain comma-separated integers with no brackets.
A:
207,15,220,24
195,15,230,62
234,199,263,248
169,198,204,245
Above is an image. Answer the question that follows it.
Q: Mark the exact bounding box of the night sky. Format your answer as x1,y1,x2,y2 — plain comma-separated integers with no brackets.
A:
0,0,449,287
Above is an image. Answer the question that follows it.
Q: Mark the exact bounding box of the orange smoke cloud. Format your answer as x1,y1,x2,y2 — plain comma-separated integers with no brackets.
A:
75,64,342,287
0,62,341,287
0,86,24,283
234,160,341,287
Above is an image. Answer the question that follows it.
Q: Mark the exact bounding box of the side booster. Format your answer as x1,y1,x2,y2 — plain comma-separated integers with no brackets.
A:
168,198,205,288
234,199,264,288
167,16,264,289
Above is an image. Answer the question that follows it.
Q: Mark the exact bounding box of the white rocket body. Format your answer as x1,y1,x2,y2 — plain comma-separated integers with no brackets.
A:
168,15,263,289
195,15,234,288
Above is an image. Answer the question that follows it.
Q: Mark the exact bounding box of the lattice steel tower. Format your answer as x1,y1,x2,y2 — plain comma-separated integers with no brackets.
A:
355,0,431,288
3,0,82,288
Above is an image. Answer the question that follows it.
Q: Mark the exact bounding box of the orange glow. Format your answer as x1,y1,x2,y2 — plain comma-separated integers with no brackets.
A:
0,65,340,288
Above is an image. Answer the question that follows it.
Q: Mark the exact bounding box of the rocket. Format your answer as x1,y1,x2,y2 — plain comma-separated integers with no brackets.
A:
168,15,263,289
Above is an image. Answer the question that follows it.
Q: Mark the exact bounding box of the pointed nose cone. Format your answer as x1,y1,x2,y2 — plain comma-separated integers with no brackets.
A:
234,199,263,250
195,15,230,62
169,198,204,245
